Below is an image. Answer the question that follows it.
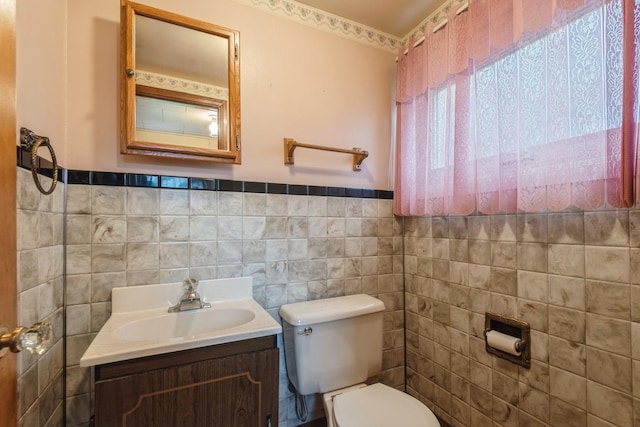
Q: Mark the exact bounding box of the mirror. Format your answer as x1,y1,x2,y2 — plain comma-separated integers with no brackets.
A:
120,1,241,163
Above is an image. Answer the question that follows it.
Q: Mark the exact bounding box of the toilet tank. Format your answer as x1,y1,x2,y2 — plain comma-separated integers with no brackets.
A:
279,294,385,395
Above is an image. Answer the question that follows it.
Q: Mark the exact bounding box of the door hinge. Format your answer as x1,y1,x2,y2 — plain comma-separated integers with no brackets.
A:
236,135,240,151
234,43,239,61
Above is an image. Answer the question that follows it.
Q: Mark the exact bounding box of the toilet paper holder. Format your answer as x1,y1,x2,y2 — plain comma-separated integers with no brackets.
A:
484,312,531,369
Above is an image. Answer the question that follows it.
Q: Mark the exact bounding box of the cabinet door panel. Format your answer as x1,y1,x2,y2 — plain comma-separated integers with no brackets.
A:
95,348,278,427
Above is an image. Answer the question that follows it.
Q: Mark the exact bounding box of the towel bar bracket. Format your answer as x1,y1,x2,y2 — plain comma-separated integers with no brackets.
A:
283,138,368,172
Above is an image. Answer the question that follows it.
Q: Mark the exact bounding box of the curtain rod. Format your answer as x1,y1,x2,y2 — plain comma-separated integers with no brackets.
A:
396,2,468,61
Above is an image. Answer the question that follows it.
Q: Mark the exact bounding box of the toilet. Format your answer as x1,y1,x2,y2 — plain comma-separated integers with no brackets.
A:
279,294,440,427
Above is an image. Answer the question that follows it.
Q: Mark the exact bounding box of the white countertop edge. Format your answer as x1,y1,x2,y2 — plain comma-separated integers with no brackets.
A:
79,323,282,367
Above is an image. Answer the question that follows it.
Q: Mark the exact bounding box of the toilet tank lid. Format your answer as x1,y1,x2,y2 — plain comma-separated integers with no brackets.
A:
279,294,385,326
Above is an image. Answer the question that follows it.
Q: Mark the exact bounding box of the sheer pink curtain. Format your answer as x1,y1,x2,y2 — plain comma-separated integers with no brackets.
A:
395,0,640,216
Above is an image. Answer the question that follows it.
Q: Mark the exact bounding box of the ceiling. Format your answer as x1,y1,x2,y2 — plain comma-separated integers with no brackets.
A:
294,0,446,37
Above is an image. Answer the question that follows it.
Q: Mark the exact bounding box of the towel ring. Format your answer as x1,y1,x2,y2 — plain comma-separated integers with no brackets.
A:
20,127,59,195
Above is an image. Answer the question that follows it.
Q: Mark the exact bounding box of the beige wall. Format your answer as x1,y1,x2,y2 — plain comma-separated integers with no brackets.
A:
16,0,67,163
66,0,396,190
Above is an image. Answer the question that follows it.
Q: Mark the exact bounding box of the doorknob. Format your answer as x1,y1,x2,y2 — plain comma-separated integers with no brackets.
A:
0,321,52,358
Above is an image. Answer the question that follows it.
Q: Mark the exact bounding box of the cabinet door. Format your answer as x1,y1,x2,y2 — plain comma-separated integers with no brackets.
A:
95,348,278,427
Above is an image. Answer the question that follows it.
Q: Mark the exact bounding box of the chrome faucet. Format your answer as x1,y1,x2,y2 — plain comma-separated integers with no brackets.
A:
168,278,211,312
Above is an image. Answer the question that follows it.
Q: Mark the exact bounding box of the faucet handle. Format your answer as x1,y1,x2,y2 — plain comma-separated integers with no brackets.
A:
183,277,199,292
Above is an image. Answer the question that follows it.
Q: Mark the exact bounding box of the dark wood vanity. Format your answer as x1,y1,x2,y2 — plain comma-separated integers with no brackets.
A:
93,335,278,427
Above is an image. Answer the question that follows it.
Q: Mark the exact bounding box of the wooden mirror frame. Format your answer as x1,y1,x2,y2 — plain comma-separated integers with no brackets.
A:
120,1,241,163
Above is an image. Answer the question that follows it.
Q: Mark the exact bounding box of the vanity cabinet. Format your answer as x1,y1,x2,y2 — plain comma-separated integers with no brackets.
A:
93,335,278,427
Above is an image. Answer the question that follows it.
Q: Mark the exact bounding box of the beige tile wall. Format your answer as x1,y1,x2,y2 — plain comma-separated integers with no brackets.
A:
64,184,405,427
16,167,65,427
404,212,640,427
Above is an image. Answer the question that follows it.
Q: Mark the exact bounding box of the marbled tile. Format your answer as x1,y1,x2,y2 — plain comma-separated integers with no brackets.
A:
126,243,159,270
345,198,362,217
66,185,91,214
66,275,91,305
265,194,288,217
92,216,126,243
218,192,242,215
126,188,159,215
547,212,584,244
287,217,308,238
66,215,91,244
490,294,517,317
309,217,328,238
91,244,125,273
158,242,189,269
17,168,40,211
549,397,586,427
288,261,308,282
260,240,287,264
549,367,586,409
307,238,327,260
584,211,629,247
159,189,189,215
517,213,548,243
490,215,517,242
326,197,345,217
307,196,327,217
191,216,218,241
327,217,345,238
549,305,585,343
517,243,548,272
518,300,548,332
549,275,585,310
585,246,630,283
518,382,549,421
585,280,630,320
449,239,469,263
517,270,548,302
490,267,517,296
17,210,38,251
92,187,125,215
432,238,449,260
492,396,518,426
287,239,308,260
66,305,90,335
91,272,125,302
587,381,633,427
159,216,189,241
126,270,160,286
266,261,287,285
467,216,490,240
127,216,158,242
360,199,377,219
265,217,287,239
491,242,516,268
217,216,242,240
241,240,265,264
632,248,640,285
287,195,308,216
586,347,631,393
18,250,39,292
548,336,586,376
586,313,631,357
548,244,585,277
243,193,266,216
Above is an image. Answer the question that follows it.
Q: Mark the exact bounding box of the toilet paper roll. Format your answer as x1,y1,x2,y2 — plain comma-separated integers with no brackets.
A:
486,330,522,356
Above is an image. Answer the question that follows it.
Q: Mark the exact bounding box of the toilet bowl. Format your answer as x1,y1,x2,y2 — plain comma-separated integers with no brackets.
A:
323,383,440,427
279,294,440,427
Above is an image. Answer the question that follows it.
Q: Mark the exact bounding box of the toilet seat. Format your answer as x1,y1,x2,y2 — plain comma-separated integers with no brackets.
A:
332,383,440,427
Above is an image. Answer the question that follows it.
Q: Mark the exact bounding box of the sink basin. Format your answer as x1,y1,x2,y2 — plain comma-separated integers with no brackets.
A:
79,277,282,367
115,308,256,341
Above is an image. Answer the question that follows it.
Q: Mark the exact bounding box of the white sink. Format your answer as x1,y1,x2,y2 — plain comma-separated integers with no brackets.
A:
115,308,256,342
80,277,282,367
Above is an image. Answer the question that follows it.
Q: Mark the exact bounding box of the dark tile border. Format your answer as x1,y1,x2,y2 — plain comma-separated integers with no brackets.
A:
17,146,393,199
